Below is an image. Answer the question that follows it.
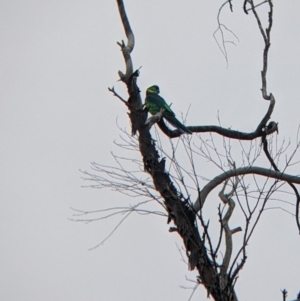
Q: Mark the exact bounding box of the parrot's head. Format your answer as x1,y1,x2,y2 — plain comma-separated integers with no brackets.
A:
146,85,160,95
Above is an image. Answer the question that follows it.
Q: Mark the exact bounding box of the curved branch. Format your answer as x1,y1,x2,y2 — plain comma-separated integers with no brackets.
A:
114,0,143,134
116,0,135,82
156,97,275,139
219,181,234,277
263,140,300,233
194,166,300,212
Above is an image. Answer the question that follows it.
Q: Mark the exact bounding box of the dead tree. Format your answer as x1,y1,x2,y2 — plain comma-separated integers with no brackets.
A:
77,1,300,300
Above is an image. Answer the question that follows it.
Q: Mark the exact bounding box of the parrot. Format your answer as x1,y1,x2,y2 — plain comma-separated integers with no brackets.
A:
145,85,192,134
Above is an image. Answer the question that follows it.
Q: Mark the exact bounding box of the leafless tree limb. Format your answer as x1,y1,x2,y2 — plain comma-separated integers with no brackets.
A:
108,86,128,105
116,0,134,82
244,0,268,14
213,1,239,66
248,0,273,100
195,166,300,212
249,0,300,232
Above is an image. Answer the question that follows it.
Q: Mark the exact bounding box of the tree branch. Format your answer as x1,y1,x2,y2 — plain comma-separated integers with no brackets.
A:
263,140,300,233
116,0,135,82
156,97,275,139
108,86,128,105
249,0,273,100
194,166,300,212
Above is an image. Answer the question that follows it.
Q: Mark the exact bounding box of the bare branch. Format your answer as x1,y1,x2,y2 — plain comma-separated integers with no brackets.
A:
116,0,134,82
245,1,268,13
249,0,273,100
159,97,275,139
263,139,300,233
195,166,300,212
214,1,239,66
108,86,128,105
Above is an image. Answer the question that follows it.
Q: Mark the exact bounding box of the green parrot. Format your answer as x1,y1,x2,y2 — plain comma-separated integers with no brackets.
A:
145,85,192,134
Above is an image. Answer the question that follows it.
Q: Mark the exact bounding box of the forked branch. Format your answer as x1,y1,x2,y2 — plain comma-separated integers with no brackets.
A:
116,0,135,82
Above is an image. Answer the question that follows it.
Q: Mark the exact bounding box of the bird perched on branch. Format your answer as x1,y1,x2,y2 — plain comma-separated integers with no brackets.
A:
145,85,192,134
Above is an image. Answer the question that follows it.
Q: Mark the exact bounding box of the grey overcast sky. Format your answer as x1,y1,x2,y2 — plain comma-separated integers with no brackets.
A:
1,1,300,300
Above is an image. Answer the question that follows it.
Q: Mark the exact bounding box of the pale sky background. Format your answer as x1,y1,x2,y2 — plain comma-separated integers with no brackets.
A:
1,0,300,300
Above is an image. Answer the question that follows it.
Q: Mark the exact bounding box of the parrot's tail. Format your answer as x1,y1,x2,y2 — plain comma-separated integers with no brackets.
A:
166,117,192,134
